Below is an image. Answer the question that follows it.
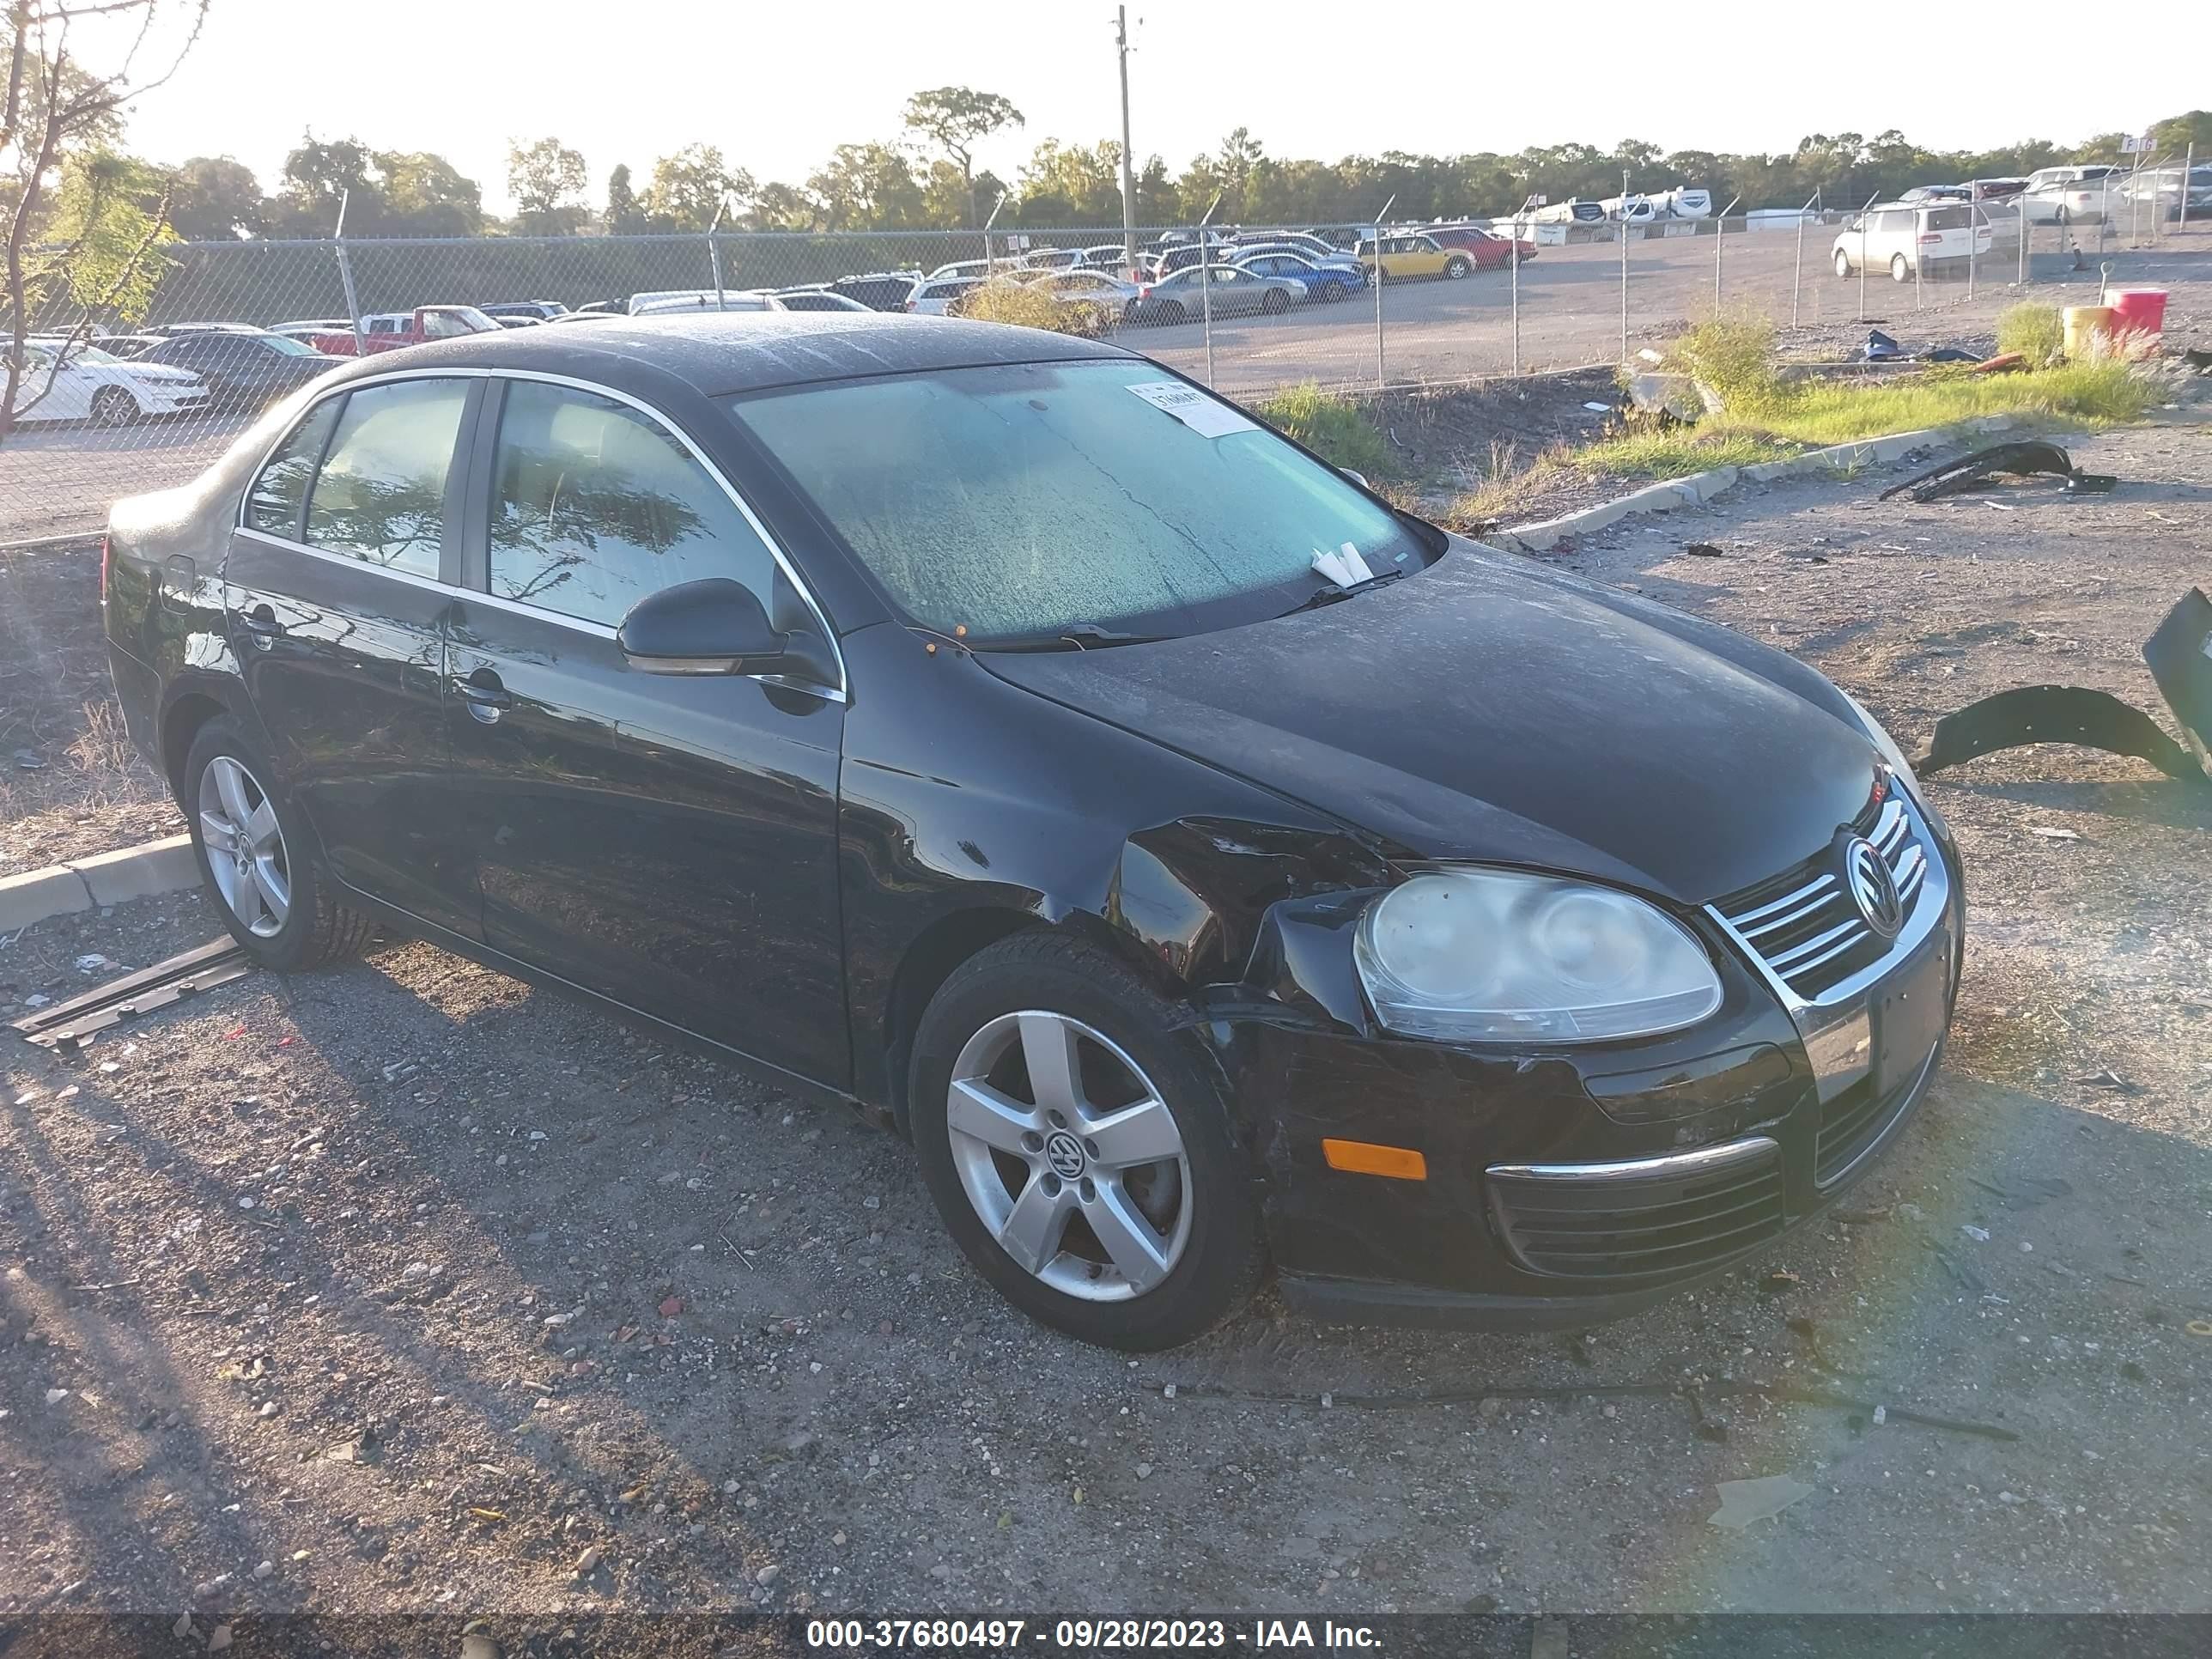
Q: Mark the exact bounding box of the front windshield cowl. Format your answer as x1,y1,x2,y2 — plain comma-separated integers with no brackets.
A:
727,359,1436,649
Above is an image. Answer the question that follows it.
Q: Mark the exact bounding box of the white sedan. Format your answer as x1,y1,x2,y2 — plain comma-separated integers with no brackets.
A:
8,338,211,425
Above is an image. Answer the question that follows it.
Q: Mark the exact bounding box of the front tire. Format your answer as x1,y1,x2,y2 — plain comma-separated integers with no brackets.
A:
1833,248,1852,277
1444,254,1472,279
91,386,135,428
1261,288,1289,315
909,933,1265,1351
183,717,374,971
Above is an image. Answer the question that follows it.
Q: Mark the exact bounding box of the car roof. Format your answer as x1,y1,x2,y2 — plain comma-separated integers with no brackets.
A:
319,313,1133,398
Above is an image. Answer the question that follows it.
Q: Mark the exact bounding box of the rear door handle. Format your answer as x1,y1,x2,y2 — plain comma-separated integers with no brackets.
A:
452,672,514,721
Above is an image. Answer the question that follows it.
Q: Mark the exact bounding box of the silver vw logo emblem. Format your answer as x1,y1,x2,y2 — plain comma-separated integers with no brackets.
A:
1042,1130,1087,1180
1843,835,1904,939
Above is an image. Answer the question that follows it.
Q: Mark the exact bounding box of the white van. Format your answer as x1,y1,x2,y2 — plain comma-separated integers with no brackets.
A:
1831,201,1994,282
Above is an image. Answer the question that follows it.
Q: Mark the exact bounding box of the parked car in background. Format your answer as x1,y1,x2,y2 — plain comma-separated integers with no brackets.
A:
481,301,568,322
1899,185,1972,204
1028,269,1143,318
1076,244,1136,274
925,259,1000,283
1128,264,1302,325
1970,178,2027,202
1832,201,1993,282
89,333,165,359
2019,165,2118,225
101,313,1961,1351
905,276,983,315
308,306,502,356
492,315,542,329
1421,222,1533,268
1013,246,1085,271
828,271,926,312
132,330,345,414
271,319,351,343
1230,250,1362,303
1658,187,1712,218
768,288,875,313
140,322,267,338
1358,232,1474,281
7,337,210,425
2118,165,2212,218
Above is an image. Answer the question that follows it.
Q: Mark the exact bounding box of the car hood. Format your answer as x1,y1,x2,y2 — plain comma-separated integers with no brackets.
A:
977,542,1881,905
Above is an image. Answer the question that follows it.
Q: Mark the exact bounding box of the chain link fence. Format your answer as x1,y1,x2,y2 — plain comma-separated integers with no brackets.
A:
4,188,2202,544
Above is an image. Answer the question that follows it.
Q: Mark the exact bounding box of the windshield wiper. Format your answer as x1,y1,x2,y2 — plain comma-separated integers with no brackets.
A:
1278,568,1406,617
975,623,1166,653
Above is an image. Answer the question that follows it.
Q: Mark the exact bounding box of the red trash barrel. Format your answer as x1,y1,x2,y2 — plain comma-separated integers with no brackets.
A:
2109,287,2169,337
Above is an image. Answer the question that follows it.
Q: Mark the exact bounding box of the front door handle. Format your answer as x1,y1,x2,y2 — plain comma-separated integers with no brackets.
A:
452,672,514,722
240,604,285,647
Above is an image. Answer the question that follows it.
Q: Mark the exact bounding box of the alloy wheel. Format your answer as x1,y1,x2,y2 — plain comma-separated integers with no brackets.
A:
198,754,292,938
945,1011,1193,1302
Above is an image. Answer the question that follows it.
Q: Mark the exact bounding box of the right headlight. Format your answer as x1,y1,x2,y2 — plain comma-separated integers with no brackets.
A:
1354,867,1723,1044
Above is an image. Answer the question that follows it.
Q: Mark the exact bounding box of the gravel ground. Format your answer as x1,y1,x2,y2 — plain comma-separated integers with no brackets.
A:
4,426,2212,1628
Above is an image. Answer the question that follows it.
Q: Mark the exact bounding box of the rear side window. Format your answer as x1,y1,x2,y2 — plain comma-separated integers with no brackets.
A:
485,380,777,629
303,379,469,576
246,398,343,538
1927,206,1971,231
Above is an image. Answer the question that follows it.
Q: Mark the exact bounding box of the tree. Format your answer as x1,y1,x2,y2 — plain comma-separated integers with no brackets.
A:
167,155,261,240
4,0,208,446
1016,139,1121,225
902,86,1023,228
375,150,483,236
263,133,377,234
641,143,751,230
807,142,925,231
2149,111,2212,157
605,162,640,234
507,137,587,232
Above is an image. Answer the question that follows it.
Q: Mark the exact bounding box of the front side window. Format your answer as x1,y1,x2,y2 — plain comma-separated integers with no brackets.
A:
303,378,469,575
486,380,776,628
246,397,343,538
729,359,1430,647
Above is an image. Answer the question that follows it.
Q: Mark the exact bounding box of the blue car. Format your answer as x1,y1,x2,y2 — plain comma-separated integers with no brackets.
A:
1229,251,1364,303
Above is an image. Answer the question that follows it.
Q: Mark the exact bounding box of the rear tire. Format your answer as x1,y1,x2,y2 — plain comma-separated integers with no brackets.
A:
1261,288,1289,315
1891,253,1911,283
909,933,1266,1351
1153,299,1186,326
183,717,374,972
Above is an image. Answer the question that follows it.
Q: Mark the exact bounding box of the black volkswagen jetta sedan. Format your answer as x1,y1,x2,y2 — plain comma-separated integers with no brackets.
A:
103,314,1961,1350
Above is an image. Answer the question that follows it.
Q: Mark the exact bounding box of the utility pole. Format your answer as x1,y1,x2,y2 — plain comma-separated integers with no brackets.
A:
1115,6,1138,279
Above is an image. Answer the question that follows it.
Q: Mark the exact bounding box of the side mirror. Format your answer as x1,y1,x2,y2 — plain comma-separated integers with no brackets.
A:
617,578,785,676
1341,468,1370,489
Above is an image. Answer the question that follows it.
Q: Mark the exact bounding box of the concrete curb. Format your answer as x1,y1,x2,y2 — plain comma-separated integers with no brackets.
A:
1496,414,2025,553
0,833,198,933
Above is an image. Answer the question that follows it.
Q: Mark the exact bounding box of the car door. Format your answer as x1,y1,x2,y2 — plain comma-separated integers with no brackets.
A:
441,374,848,1083
225,374,483,938
15,345,86,420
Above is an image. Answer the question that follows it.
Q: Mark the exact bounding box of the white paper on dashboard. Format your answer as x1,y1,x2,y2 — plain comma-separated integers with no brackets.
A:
1126,380,1261,438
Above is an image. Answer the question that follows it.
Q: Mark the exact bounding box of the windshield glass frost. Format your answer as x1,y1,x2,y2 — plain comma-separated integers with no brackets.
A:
728,360,1422,642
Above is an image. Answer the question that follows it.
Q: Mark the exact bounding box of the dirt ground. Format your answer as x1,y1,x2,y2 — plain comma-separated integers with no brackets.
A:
0,538,180,876
4,426,2212,1633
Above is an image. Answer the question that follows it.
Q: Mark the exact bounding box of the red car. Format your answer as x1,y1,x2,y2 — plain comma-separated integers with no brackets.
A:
1420,222,1534,268
307,305,502,357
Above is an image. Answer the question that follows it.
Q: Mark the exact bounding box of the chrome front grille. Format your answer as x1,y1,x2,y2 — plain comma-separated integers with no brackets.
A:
1711,793,1935,1006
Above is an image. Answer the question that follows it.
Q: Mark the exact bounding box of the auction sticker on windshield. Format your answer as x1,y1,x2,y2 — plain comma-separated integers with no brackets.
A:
1126,380,1260,438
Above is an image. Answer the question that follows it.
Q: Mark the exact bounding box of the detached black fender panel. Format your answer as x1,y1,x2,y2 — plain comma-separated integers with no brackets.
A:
1916,684,2202,782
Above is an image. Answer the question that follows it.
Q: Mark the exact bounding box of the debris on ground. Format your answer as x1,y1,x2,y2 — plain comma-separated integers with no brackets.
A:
1917,686,2201,783
1708,1474,1814,1528
1878,441,2117,503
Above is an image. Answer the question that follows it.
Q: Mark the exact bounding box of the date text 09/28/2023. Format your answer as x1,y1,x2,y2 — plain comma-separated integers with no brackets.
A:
803,1617,1383,1650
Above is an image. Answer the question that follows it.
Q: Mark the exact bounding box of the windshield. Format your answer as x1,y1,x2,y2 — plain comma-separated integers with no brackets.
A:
727,359,1431,645
423,307,499,337
259,332,320,356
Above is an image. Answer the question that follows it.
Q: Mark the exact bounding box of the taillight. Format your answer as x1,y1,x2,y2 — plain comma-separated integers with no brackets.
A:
1139,285,1153,298
100,533,111,605
1919,233,1942,244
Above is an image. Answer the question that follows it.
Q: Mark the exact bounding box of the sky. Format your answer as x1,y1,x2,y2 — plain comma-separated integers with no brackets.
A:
88,0,2212,217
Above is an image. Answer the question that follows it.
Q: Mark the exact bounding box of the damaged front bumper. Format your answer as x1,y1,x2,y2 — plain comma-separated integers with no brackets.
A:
1212,808,1964,1330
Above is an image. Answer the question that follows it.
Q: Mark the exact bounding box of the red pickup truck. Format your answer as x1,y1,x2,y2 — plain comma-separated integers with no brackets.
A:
307,306,503,356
